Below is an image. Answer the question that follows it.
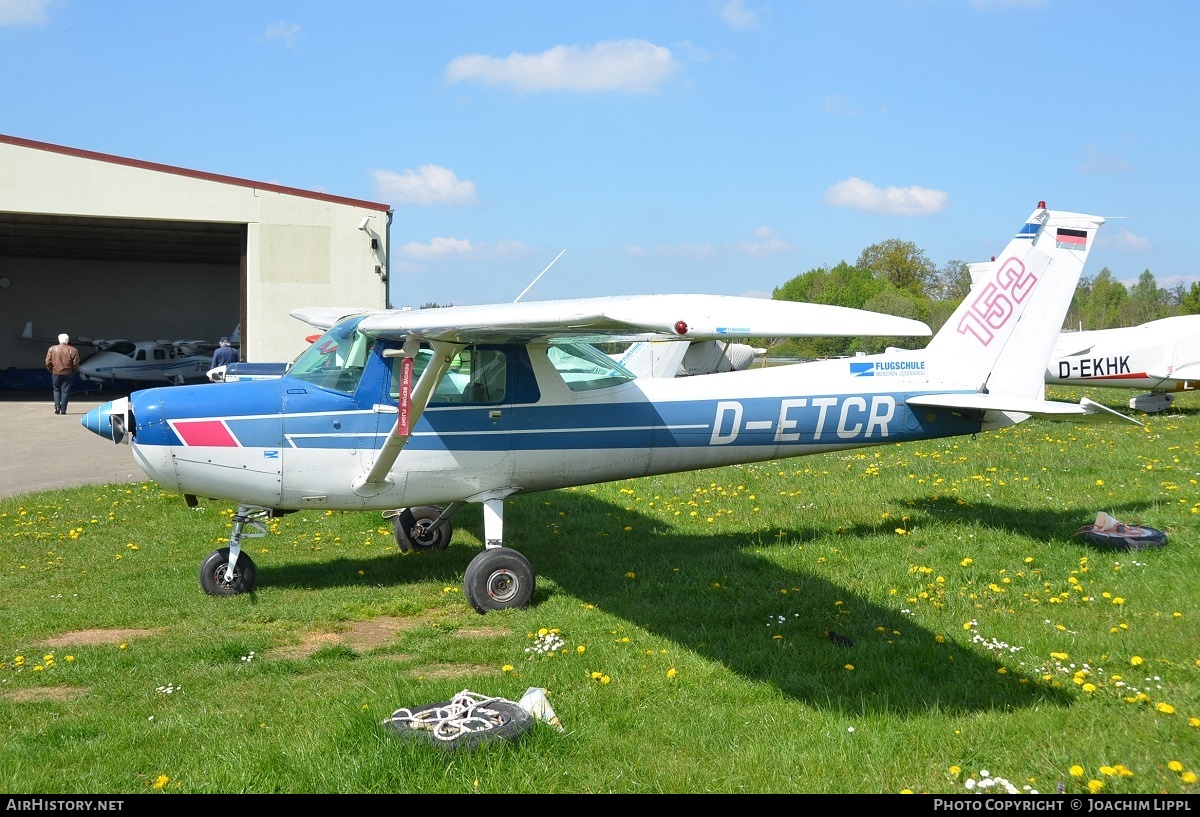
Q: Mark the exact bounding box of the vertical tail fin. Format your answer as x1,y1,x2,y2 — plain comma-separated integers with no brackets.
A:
924,202,1105,398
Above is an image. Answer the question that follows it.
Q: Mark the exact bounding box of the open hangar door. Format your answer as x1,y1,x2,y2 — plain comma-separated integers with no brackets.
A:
0,212,245,381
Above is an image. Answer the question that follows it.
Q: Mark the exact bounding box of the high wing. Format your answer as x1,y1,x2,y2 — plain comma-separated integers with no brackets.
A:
294,295,932,345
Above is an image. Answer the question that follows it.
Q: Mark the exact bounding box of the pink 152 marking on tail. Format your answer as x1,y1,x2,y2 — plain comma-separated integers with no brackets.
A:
955,257,1039,346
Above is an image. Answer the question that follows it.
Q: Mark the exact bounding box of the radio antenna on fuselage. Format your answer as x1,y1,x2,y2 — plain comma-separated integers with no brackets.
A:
513,249,565,303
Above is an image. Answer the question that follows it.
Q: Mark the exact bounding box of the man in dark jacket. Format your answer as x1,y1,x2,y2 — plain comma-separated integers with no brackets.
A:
46,333,80,415
211,336,240,370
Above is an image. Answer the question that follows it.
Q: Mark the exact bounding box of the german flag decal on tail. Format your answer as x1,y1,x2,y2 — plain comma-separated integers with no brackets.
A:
1056,228,1088,249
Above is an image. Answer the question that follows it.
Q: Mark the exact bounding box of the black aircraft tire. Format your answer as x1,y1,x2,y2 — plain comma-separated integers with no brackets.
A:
463,548,535,614
199,548,257,596
386,699,533,751
394,506,453,553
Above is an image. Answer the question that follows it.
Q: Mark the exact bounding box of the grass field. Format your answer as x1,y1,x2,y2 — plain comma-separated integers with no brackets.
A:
1,386,1197,794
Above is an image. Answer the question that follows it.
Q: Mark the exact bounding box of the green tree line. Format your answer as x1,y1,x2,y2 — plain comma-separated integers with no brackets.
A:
762,238,1200,360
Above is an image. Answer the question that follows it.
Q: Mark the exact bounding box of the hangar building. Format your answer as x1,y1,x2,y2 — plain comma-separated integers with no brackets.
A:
0,133,391,384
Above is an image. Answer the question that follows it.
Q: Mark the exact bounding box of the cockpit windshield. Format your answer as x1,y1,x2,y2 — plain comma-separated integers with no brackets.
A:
287,317,373,395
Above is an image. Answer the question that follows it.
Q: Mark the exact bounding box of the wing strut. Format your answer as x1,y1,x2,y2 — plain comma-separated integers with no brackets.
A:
352,339,465,494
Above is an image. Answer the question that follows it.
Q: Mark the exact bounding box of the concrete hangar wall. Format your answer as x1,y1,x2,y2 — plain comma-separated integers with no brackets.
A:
0,133,391,375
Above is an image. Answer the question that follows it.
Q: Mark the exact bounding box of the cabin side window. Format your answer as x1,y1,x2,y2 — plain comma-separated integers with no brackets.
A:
391,347,507,404
546,342,636,392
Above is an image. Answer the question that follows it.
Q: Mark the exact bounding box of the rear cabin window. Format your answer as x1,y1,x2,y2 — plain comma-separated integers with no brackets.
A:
546,343,636,392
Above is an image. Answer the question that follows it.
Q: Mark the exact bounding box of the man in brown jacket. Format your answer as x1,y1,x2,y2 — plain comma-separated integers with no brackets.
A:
46,333,81,415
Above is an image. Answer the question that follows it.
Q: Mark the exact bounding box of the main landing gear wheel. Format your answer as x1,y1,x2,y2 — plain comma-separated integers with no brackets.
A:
393,505,454,553
463,547,535,614
199,547,257,596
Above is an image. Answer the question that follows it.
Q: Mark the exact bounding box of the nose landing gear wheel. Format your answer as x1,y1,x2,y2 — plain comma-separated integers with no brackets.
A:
199,547,257,595
393,506,454,553
463,548,534,614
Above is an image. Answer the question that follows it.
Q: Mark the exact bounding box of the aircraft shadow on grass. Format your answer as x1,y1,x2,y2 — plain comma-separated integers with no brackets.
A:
234,491,1156,717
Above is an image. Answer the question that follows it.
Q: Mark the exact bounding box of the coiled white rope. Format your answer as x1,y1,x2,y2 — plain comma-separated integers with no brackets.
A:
384,689,511,742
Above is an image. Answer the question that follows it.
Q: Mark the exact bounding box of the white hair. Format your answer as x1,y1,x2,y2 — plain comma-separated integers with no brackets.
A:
58,333,69,344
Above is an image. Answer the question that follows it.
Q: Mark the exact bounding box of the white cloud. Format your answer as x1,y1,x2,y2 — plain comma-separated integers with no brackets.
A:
653,243,719,259
822,177,950,216
727,237,797,258
445,39,679,93
1079,145,1135,174
720,0,760,30
395,237,531,261
369,165,478,206
970,0,1049,10
259,21,302,49
395,237,474,259
0,0,52,25
623,244,649,257
1105,228,1151,251
823,95,859,118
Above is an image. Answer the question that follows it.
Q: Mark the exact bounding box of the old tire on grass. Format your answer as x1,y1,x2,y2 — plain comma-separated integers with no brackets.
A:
386,698,533,751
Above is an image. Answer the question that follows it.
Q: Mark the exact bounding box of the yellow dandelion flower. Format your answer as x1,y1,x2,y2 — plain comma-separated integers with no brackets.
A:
502,664,513,672
1087,780,1104,793
1069,765,1085,777
666,668,677,678
625,572,636,579
845,664,854,671
1169,761,1184,773
591,671,603,680
538,628,548,637
1130,655,1143,666
1182,772,1198,785
1157,702,1176,714
1189,717,1200,728
997,667,1007,674
153,775,169,790
1100,766,1116,777
1083,683,1096,693
576,645,585,654
600,675,610,684
950,765,961,775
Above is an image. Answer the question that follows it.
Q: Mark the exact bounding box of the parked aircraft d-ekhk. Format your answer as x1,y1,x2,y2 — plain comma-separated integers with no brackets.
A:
81,202,1134,614
1044,315,1200,413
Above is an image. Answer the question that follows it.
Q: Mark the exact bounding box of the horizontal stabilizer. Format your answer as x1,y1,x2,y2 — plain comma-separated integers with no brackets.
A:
907,393,1142,425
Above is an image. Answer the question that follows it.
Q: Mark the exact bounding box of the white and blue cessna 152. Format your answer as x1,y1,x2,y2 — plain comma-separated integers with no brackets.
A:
82,202,1134,614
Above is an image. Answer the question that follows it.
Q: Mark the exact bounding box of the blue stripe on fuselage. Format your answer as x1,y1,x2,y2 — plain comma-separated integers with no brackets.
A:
128,383,982,452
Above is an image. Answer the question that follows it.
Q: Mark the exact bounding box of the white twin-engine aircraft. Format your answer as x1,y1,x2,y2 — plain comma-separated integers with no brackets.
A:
82,202,1136,614
1045,315,1200,413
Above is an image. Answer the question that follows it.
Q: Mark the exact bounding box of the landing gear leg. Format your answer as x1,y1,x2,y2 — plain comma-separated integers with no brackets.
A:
199,505,267,596
463,496,534,614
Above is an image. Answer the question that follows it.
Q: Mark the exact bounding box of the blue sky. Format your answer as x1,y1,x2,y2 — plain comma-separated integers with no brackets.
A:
2,0,1196,308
